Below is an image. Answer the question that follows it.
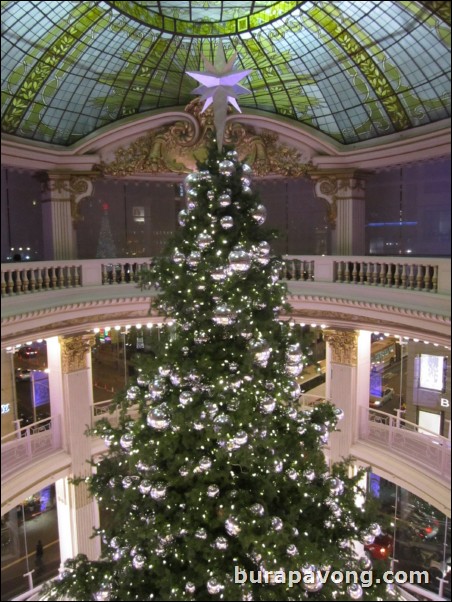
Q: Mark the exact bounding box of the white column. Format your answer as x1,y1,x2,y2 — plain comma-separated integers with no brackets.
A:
46,335,100,562
39,173,93,260
325,329,371,462
313,171,368,255
1,349,17,437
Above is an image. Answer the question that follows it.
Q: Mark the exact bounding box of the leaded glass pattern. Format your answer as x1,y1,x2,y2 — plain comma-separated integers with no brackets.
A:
1,0,450,146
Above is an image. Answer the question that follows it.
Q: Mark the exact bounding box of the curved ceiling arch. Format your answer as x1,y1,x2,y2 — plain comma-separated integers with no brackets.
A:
1,1,450,147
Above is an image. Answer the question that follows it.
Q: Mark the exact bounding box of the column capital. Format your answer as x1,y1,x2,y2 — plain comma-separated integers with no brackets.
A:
36,171,95,222
324,329,358,366
60,335,95,373
311,170,370,228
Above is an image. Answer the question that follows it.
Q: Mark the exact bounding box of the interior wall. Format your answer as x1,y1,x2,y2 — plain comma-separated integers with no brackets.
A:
1,157,450,262
365,157,451,257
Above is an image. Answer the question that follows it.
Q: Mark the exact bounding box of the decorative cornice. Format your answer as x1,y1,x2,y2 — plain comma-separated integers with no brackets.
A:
1,291,450,349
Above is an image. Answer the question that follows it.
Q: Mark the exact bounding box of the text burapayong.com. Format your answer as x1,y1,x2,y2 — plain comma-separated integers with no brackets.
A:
234,566,430,588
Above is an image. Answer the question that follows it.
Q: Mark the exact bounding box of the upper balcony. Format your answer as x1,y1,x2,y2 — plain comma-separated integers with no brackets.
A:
1,255,450,346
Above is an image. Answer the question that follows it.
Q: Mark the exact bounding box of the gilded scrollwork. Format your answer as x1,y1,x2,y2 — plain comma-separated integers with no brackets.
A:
60,335,95,373
99,99,312,178
324,330,358,366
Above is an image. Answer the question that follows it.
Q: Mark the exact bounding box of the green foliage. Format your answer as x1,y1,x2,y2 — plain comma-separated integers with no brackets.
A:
43,144,391,601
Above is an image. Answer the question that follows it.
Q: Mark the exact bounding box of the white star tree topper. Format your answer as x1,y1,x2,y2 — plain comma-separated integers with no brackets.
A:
186,41,251,150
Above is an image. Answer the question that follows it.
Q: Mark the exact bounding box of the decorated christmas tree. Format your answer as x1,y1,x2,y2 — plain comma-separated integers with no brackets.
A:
96,203,117,259
42,45,392,602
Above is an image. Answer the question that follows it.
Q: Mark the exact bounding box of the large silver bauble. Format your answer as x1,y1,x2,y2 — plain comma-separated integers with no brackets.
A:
196,232,213,250
207,485,220,498
303,468,315,481
212,304,236,325
363,533,375,545
126,385,140,401
301,567,324,592
198,457,212,471
178,209,188,226
148,378,165,401
287,544,299,556
207,579,223,595
259,395,276,414
335,407,345,421
250,503,265,516
347,584,363,600
150,482,167,500
369,522,382,537
251,204,267,225
147,406,170,430
286,362,303,377
242,163,253,176
132,554,146,569
93,589,111,601
187,199,197,212
225,516,241,536
256,240,270,256
226,150,239,161
288,379,301,400
218,191,232,207
138,479,152,494
287,343,302,363
179,391,193,406
231,430,248,448
229,247,252,272
271,517,283,531
172,250,185,265
184,172,200,189
219,160,235,176
220,216,234,230
187,251,201,268
329,477,344,495
136,375,150,388
252,339,271,366
211,266,229,281
120,433,134,450
214,536,228,550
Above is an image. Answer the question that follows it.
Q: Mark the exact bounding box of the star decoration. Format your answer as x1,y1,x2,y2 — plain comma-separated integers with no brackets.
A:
186,41,251,150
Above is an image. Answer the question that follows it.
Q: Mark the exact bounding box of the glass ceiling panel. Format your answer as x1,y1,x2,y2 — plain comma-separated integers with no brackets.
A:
1,0,450,146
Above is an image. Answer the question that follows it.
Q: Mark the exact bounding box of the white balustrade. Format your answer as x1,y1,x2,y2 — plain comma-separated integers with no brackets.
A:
1,256,449,297
360,407,451,482
1,415,62,477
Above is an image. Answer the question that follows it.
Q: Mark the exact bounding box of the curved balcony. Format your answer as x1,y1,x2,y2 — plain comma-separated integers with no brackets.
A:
1,256,451,516
1,255,450,346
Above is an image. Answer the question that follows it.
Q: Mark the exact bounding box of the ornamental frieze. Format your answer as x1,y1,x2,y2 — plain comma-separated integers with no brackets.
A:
98,99,312,178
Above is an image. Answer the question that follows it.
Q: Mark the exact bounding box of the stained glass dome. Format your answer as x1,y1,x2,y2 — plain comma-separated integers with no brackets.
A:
1,1,450,146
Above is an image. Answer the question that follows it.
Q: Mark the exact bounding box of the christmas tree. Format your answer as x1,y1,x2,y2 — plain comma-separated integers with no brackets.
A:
42,144,392,601
96,203,117,259
42,43,393,602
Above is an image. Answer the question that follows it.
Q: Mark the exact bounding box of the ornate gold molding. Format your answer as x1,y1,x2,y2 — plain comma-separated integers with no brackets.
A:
37,172,95,224
324,329,358,366
312,172,368,229
99,99,312,178
60,335,95,373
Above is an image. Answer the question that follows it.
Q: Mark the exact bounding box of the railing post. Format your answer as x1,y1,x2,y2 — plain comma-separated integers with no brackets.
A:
394,409,403,429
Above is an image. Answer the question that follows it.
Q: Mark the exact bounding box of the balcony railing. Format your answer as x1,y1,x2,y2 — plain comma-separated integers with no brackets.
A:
1,415,62,477
359,407,451,482
1,256,450,296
